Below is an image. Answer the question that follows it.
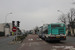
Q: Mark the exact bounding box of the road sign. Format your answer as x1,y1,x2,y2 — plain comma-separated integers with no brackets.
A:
12,27,17,32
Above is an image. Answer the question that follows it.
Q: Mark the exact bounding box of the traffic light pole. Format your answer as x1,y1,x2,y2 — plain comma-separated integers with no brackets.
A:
16,21,20,42
12,21,20,42
16,26,17,42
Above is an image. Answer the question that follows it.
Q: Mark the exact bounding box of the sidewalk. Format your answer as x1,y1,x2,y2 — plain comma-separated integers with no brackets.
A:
66,35,75,37
0,36,6,39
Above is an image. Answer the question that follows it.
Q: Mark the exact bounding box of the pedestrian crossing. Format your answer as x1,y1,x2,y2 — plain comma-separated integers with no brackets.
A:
28,38,42,41
28,39,33,41
20,41,75,50
20,41,48,48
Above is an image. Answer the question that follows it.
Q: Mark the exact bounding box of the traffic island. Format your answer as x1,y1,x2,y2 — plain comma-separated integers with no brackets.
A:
8,41,22,45
8,34,28,45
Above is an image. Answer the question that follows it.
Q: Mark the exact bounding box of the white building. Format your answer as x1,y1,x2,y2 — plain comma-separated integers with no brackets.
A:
0,23,12,36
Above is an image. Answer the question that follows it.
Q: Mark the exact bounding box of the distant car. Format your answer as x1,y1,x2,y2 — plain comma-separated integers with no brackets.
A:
7,34,9,37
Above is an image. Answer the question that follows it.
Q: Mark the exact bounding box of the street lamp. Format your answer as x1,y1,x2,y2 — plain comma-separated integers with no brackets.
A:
5,12,12,23
57,10,66,24
4,12,12,34
57,10,64,15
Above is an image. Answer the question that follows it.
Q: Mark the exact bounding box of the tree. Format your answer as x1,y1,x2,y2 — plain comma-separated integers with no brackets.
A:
58,14,66,24
34,26,39,34
58,8,75,25
70,8,75,21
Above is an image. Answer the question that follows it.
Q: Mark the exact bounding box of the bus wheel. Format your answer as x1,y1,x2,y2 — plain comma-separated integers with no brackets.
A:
39,36,41,38
45,38,48,41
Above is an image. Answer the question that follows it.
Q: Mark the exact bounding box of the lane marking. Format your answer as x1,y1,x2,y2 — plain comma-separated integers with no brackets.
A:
28,39,31,41
28,39,33,41
39,38,42,40
52,49,57,50
42,41,47,44
37,38,39,40
31,39,33,41
37,38,42,40
29,43,31,46
71,48,75,50
36,42,39,45
20,43,25,48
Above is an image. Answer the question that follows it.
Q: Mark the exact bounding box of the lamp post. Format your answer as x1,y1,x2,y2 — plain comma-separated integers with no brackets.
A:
57,10,66,24
5,12,12,23
57,10,64,15
4,12,12,36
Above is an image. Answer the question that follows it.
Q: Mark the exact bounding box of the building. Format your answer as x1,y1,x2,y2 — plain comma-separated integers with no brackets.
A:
0,23,12,36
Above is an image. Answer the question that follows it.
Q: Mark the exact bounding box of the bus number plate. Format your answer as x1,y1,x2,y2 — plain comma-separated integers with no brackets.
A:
56,37,60,38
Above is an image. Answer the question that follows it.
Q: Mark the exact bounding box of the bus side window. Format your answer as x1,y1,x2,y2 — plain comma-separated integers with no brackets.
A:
45,30,48,34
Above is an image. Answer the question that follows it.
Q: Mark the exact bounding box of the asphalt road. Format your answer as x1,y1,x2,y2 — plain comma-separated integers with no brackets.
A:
62,36,75,44
17,34,75,50
0,36,20,50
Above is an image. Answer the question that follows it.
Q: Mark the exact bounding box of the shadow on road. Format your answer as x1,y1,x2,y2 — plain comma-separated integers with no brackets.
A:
47,41,66,44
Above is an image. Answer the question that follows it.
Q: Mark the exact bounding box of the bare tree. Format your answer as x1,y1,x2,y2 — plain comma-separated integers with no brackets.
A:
58,8,75,25
58,14,66,24
66,13,71,24
70,8,75,21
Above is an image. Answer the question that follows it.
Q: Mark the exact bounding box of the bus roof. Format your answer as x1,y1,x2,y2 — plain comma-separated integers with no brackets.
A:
51,23,64,25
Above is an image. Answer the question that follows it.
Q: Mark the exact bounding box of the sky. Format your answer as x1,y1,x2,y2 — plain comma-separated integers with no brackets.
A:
0,0,75,30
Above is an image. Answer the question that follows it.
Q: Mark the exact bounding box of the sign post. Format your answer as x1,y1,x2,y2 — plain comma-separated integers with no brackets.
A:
12,27,17,42
12,21,20,42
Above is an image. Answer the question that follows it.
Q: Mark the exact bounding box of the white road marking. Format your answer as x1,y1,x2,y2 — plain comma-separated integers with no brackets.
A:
52,49,57,50
37,38,42,40
21,41,48,47
70,48,75,50
31,39,33,41
36,42,39,45
29,43,31,46
28,39,33,41
28,39,31,41
20,43,25,48
39,38,42,40
37,38,38,40
42,41,47,44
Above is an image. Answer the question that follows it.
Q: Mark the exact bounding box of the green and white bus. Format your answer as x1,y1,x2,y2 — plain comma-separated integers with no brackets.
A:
38,23,66,41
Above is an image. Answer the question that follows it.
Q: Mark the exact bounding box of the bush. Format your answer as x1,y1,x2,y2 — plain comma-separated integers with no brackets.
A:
0,32,5,37
13,33,28,41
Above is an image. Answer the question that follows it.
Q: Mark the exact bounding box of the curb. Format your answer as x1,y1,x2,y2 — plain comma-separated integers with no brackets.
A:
8,41,22,45
0,36,6,39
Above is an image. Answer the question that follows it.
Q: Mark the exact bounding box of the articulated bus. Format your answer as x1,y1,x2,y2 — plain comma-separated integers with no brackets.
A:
38,23,66,41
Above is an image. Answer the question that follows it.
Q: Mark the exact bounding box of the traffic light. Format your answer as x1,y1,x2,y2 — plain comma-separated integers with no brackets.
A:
12,21,15,27
17,21,20,27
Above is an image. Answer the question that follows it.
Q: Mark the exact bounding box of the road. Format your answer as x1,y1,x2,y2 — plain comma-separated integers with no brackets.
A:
17,34,75,50
0,36,20,50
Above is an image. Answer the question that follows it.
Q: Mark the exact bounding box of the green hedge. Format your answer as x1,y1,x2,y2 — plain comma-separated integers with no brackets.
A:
0,32,5,37
13,33,28,41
